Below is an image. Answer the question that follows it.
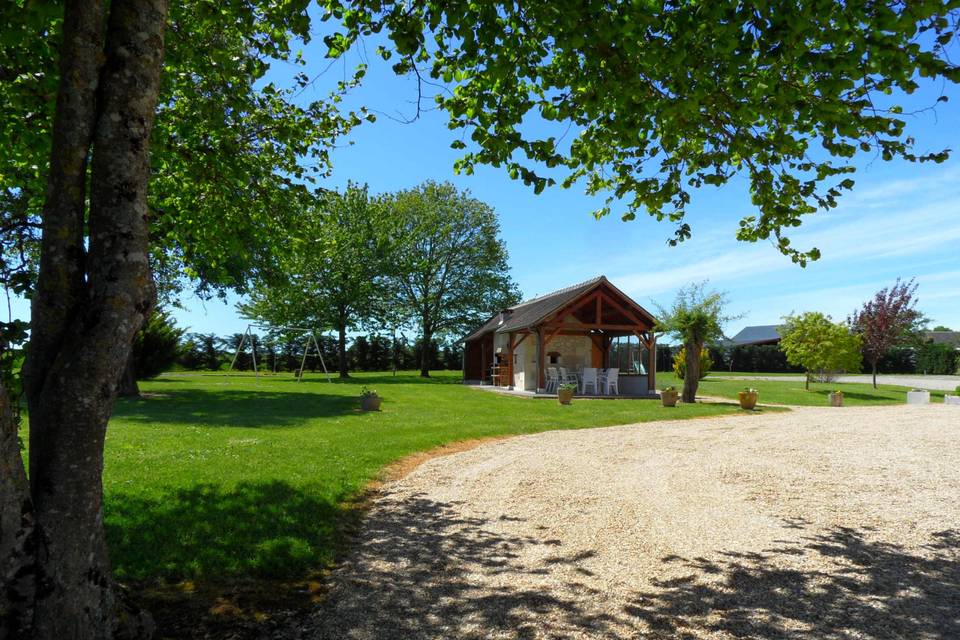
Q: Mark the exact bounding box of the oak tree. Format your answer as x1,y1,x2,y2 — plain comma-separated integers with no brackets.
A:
0,0,367,636
381,181,520,377
240,184,387,378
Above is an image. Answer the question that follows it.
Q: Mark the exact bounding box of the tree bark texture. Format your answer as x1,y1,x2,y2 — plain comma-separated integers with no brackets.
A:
117,354,140,398
682,342,701,403
420,328,432,378
12,0,170,637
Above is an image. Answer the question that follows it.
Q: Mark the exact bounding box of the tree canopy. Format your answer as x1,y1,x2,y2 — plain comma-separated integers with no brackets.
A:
780,312,863,389
324,0,960,263
656,282,738,402
0,0,372,301
849,278,925,387
381,181,520,377
240,184,387,377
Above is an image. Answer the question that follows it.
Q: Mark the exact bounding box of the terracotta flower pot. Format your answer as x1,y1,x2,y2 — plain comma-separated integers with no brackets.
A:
360,395,381,411
738,390,758,410
829,392,844,407
557,388,575,405
660,390,679,407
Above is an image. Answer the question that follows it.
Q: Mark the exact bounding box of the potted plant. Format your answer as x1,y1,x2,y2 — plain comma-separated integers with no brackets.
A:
660,385,679,407
738,387,759,410
828,390,844,407
557,383,576,405
360,386,381,411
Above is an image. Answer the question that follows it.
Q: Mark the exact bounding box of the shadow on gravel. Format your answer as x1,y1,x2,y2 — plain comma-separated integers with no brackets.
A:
624,522,960,639
310,493,621,639
313,500,960,639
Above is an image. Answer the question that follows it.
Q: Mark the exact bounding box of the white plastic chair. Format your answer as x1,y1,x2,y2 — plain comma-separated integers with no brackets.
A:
580,367,598,395
559,367,579,389
600,368,620,395
545,367,560,393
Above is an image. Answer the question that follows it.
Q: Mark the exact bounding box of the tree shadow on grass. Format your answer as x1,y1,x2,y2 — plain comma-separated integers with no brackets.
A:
804,388,905,402
106,480,367,638
294,372,465,387
624,523,960,639
106,481,349,583
113,389,360,427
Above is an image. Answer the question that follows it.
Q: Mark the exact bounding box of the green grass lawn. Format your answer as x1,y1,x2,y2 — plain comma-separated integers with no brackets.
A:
658,372,947,406
95,370,751,588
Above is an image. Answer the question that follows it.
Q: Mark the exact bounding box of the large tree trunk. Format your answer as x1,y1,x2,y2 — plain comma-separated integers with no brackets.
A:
117,354,140,398
15,1,170,637
872,360,878,389
419,329,432,378
682,342,701,403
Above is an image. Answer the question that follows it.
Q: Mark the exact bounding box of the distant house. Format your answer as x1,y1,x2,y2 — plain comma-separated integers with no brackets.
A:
462,276,658,394
924,330,960,349
726,325,783,347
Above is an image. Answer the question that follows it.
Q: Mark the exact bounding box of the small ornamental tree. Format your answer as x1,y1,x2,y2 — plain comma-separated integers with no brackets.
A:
672,346,713,381
780,312,863,389
656,283,738,403
849,278,924,388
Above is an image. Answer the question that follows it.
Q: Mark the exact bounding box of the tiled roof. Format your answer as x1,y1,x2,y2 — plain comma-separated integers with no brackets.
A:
925,330,960,346
462,275,657,342
462,276,605,342
729,325,782,345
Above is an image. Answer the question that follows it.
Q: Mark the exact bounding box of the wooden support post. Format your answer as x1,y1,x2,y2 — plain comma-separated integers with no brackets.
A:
506,331,515,388
480,337,488,384
648,334,657,393
536,328,545,392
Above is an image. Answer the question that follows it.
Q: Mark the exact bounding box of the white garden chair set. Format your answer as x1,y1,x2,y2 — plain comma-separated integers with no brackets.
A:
544,366,619,396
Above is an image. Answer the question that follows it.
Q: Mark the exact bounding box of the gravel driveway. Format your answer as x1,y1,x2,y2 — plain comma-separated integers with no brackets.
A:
311,405,960,639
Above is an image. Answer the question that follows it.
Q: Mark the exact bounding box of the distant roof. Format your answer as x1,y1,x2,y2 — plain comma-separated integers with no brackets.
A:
728,325,782,346
925,330,960,346
462,276,655,342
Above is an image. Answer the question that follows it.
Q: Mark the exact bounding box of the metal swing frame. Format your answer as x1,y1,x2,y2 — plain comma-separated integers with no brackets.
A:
229,324,332,382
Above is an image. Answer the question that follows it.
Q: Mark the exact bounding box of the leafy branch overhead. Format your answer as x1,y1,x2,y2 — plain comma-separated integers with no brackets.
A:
323,0,960,263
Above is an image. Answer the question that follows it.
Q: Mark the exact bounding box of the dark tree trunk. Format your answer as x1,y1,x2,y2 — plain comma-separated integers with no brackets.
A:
337,322,349,379
118,353,140,397
14,1,170,637
682,342,701,403
872,360,878,389
420,329,432,378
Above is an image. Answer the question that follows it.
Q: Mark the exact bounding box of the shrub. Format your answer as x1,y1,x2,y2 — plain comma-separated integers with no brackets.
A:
673,346,713,380
133,309,185,379
915,343,957,375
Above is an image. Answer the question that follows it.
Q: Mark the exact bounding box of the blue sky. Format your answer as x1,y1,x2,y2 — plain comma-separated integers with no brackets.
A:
14,22,958,339
164,25,960,339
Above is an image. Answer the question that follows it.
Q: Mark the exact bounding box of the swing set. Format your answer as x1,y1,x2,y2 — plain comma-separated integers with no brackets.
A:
228,324,332,382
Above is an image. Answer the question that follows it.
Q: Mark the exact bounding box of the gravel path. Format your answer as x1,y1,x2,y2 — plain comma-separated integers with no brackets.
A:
311,405,960,639
708,373,960,391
